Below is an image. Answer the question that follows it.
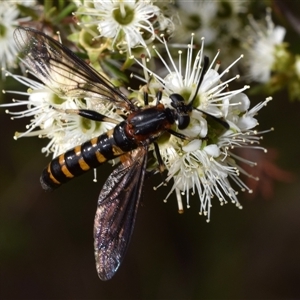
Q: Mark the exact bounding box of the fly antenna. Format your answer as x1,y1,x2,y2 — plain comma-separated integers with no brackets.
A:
188,55,209,108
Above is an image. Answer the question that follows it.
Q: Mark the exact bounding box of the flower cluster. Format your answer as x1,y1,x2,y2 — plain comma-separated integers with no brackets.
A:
240,8,299,100
2,70,122,158
1,0,288,222
74,0,174,56
242,8,287,83
134,35,272,220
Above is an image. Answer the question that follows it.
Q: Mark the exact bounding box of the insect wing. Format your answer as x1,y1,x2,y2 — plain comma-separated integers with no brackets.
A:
13,27,134,109
94,148,148,281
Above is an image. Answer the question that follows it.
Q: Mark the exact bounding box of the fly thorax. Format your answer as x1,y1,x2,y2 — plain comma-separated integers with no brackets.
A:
125,106,173,141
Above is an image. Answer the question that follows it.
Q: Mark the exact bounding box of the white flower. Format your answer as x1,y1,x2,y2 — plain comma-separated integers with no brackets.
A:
0,2,20,71
176,0,218,45
242,8,286,83
136,34,272,221
1,71,122,157
0,0,36,72
176,0,247,46
76,0,173,54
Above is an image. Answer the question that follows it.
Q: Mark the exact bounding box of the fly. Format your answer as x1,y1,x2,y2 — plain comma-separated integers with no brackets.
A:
13,27,229,281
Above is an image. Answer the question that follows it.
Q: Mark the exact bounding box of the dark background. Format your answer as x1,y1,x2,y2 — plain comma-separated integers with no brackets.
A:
1,2,300,299
2,99,300,300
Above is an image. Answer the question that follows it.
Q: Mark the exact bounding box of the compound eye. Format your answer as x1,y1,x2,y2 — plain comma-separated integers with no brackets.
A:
170,93,185,104
177,115,190,130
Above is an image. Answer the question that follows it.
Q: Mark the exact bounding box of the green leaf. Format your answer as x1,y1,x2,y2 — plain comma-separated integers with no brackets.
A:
16,4,39,20
53,2,77,23
101,59,129,84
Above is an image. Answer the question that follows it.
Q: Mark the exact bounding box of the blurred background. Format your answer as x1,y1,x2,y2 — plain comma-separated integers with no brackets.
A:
1,0,300,299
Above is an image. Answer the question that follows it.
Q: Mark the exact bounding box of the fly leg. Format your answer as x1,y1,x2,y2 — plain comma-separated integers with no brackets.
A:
193,108,229,130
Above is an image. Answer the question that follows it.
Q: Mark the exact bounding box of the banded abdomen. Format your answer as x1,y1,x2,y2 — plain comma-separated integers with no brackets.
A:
40,121,139,191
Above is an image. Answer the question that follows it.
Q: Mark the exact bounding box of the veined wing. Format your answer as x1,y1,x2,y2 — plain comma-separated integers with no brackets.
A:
13,27,135,110
94,148,148,281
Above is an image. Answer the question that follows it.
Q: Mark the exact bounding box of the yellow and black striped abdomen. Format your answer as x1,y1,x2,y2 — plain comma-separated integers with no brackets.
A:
40,122,138,191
